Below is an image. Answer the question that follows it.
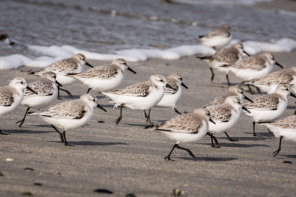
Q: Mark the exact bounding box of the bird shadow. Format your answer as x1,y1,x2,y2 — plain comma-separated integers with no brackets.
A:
181,156,238,162
284,154,296,159
50,140,128,146
203,142,268,148
3,129,52,134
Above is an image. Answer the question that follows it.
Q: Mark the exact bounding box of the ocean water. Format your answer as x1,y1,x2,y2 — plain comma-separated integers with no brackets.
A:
0,0,296,68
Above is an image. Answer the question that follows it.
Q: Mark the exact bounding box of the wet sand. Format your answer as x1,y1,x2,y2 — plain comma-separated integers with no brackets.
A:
0,49,296,196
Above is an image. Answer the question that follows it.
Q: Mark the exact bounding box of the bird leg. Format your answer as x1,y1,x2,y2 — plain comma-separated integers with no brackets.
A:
210,68,215,82
273,136,283,157
58,87,73,99
16,107,31,128
115,104,124,125
207,132,220,148
87,88,92,94
62,131,73,146
247,85,254,94
51,124,65,143
175,144,196,158
164,144,178,161
226,74,231,86
144,109,152,123
224,132,239,141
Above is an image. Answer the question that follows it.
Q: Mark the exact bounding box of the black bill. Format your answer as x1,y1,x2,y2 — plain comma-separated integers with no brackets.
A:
242,106,251,113
275,62,284,68
243,94,253,102
97,104,107,112
290,92,296,98
85,62,94,68
26,86,38,94
127,67,137,74
210,118,216,124
181,82,189,89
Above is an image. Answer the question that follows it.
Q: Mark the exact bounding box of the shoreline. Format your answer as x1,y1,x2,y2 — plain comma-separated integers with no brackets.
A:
254,0,296,13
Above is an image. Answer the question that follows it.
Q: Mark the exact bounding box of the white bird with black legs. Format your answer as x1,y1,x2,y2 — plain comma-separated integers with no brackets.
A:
29,53,94,98
197,43,249,86
225,53,284,93
30,94,107,146
149,108,215,161
260,115,296,157
198,24,232,50
67,58,136,94
243,84,296,137
207,96,251,148
16,72,61,128
102,75,168,125
0,77,35,135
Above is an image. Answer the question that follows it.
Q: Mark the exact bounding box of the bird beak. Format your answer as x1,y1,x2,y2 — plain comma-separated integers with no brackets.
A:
55,80,63,87
127,67,137,74
243,94,253,102
210,118,216,124
290,92,296,98
85,62,94,68
243,50,251,56
275,62,284,68
26,86,38,94
181,82,189,89
97,104,107,112
242,106,251,113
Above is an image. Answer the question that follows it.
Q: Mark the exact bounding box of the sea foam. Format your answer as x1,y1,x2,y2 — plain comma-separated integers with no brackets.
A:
0,38,295,70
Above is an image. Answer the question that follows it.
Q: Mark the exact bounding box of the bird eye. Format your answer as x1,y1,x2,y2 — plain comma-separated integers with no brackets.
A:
160,79,164,82
93,99,96,102
20,81,24,84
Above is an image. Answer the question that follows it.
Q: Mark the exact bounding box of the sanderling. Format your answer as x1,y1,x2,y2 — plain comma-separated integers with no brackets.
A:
16,72,61,128
197,43,248,86
29,53,93,98
149,108,214,161
244,84,296,136
102,75,168,125
68,58,136,93
260,115,296,157
155,73,188,114
31,94,107,146
0,77,35,135
225,53,283,91
205,85,253,110
198,24,232,49
207,96,251,148
245,67,296,94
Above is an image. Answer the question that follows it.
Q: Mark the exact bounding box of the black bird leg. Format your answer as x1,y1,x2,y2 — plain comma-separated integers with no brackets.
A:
247,85,254,94
226,74,231,86
273,136,283,157
16,107,31,128
210,68,215,82
207,132,220,148
115,104,124,125
164,143,195,161
144,109,152,123
253,122,257,136
224,132,239,141
58,87,73,99
62,131,73,146
87,88,91,94
51,124,65,143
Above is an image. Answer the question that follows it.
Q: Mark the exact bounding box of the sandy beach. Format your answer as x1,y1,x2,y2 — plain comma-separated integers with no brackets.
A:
1,48,296,196
1,0,296,196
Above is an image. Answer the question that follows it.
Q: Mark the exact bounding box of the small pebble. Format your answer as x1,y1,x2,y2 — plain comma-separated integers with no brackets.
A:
98,120,105,123
0,172,4,176
283,160,293,164
24,167,34,171
93,188,113,194
126,193,137,197
21,191,33,196
5,158,14,162
34,182,43,186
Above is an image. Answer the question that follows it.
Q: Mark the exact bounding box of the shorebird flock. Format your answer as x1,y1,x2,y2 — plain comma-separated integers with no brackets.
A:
1,24,295,160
